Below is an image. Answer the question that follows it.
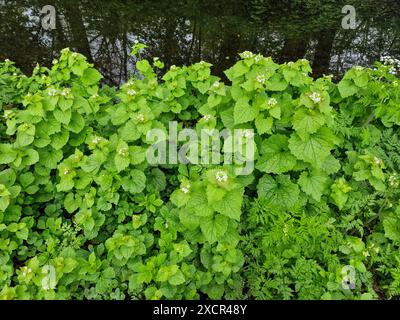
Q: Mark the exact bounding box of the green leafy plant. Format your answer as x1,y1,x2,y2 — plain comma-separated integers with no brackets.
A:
0,46,399,300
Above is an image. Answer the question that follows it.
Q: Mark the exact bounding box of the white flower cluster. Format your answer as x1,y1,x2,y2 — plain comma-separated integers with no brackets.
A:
241,51,254,59
127,89,137,96
203,114,213,122
256,75,266,84
180,183,191,194
381,56,400,74
267,97,278,108
63,168,70,176
215,170,228,183
309,92,322,103
118,147,129,157
60,88,71,97
47,88,58,97
21,266,33,277
212,81,220,88
254,55,263,63
91,136,102,145
136,113,145,123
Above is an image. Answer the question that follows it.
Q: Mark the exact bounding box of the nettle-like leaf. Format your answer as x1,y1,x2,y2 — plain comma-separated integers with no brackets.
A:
257,175,299,211
200,214,229,243
256,135,297,174
211,187,244,221
298,170,329,202
292,108,326,140
288,127,340,168
234,97,257,124
121,169,146,194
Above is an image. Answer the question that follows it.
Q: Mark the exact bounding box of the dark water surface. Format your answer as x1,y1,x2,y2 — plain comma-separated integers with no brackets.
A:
1,0,399,85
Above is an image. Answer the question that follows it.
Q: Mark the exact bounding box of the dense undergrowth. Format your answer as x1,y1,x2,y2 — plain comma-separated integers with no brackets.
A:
0,45,400,299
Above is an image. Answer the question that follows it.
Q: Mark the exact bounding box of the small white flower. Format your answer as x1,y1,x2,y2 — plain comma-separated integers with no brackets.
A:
63,168,70,175
92,136,102,145
134,40,139,44
48,88,58,97
5,58,10,63
127,89,136,96
212,81,220,88
91,93,99,99
181,183,191,194
181,187,189,194
309,92,321,103
288,61,294,66
136,113,145,123
215,170,228,183
21,266,32,277
242,51,254,59
203,114,213,122
256,75,265,84
60,88,71,97
13,72,18,76
170,65,177,70
267,97,278,108
118,147,129,157
52,59,58,64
